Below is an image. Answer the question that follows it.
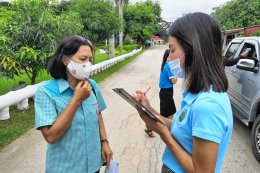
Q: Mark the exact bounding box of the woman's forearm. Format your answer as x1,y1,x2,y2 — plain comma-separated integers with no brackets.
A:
99,113,108,140
161,132,195,173
41,98,81,144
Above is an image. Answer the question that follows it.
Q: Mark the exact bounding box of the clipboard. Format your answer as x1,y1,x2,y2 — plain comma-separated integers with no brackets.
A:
112,88,166,126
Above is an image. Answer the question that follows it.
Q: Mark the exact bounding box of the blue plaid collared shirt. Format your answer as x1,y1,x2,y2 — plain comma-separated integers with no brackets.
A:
35,78,106,173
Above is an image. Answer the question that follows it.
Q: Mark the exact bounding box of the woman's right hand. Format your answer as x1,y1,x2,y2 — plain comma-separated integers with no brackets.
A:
133,90,151,110
73,80,92,103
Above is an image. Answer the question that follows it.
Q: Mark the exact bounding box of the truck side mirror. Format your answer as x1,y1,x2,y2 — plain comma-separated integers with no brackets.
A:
236,59,258,73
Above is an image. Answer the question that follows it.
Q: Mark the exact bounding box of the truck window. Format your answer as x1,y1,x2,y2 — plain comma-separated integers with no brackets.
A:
239,43,258,59
225,43,241,59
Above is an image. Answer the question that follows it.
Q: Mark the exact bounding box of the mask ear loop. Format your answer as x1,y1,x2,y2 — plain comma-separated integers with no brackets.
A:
63,55,77,75
179,54,185,61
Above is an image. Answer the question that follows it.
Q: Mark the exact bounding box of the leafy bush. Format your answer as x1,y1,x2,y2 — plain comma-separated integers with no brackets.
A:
123,44,140,51
123,35,133,44
99,45,110,52
253,30,260,36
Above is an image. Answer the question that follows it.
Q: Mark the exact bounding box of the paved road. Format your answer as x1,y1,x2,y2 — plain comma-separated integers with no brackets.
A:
0,46,259,173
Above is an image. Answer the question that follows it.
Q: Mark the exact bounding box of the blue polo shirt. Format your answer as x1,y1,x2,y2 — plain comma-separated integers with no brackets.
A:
162,87,233,173
35,78,106,173
159,63,175,89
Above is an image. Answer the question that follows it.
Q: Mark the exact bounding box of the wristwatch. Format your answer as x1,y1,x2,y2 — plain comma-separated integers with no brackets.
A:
101,139,109,144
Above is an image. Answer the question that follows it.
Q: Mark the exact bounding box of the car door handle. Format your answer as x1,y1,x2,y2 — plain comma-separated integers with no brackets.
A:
248,78,255,83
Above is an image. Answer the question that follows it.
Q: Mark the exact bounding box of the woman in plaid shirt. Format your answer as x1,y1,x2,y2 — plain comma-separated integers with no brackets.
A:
35,36,112,173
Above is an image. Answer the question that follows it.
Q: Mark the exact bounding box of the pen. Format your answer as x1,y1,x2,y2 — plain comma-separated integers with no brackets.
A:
143,86,151,96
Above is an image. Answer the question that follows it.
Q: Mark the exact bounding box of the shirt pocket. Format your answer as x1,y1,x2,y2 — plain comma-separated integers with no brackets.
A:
82,95,100,123
82,98,100,139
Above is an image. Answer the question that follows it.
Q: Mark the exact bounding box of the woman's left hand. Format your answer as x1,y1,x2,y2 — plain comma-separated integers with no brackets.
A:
134,92,170,137
101,142,113,168
138,108,169,136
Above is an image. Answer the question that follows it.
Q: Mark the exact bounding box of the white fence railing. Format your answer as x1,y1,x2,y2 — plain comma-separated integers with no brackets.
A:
0,48,142,120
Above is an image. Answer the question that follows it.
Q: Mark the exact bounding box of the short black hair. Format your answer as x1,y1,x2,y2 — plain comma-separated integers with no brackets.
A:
48,35,93,80
169,12,228,93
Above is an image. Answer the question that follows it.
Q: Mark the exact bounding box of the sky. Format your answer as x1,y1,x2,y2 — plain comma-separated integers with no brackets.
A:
129,0,230,22
1,0,230,22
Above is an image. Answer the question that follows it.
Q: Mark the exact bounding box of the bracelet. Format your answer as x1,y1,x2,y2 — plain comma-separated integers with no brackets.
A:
101,139,109,144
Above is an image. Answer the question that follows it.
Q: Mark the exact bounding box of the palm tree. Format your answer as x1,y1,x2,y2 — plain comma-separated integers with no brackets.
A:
109,0,116,59
108,0,128,58
116,0,129,54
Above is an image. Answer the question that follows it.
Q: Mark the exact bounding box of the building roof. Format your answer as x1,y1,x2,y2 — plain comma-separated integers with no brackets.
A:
223,25,260,35
152,35,164,41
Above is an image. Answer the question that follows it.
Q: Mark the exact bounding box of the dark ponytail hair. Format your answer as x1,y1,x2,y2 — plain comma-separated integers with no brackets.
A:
161,49,170,71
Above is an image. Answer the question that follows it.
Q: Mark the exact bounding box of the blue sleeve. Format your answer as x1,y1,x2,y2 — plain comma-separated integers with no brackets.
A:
191,98,228,144
89,79,107,112
34,86,57,130
165,63,175,79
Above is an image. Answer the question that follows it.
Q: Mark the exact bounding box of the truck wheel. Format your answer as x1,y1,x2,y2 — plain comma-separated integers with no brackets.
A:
251,115,260,162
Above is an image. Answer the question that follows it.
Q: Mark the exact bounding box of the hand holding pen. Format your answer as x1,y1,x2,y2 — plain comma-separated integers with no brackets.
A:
133,86,151,103
143,86,151,96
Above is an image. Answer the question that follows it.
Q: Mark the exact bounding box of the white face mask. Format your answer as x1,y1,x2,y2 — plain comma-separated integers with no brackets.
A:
168,55,185,78
67,59,92,80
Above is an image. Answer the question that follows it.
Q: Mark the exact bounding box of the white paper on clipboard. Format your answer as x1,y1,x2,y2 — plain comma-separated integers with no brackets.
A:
112,88,166,126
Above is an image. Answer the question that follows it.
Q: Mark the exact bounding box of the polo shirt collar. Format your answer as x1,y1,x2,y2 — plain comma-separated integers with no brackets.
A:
182,85,213,105
182,91,200,105
57,79,70,94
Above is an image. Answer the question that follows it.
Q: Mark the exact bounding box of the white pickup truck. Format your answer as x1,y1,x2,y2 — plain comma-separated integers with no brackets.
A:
223,36,260,162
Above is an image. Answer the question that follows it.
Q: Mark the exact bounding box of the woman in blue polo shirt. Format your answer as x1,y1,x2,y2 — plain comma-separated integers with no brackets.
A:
35,36,113,173
134,13,233,173
159,48,177,119
145,49,178,138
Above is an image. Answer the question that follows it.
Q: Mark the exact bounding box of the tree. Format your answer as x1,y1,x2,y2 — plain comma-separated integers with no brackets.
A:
211,0,260,30
0,1,9,7
144,1,168,40
52,0,72,14
71,0,119,59
144,0,162,24
154,20,172,41
0,0,83,84
124,1,161,45
0,7,20,78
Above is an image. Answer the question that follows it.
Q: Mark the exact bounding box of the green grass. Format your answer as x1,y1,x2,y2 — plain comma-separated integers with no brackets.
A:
0,49,145,150
95,48,109,63
95,53,109,64
0,101,35,150
95,48,133,64
0,71,51,95
92,50,144,83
